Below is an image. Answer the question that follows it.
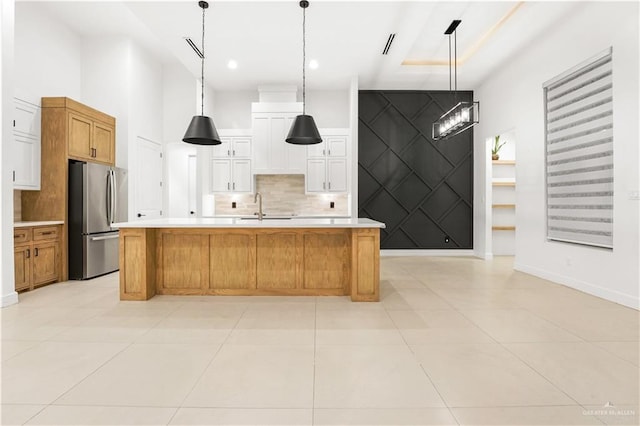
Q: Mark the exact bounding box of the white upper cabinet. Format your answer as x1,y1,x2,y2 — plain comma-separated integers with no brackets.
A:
305,129,350,193
13,97,41,190
210,130,253,193
212,136,252,159
251,102,306,174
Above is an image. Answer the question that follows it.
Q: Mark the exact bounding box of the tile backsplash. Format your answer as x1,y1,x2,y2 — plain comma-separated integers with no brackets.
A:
213,174,349,216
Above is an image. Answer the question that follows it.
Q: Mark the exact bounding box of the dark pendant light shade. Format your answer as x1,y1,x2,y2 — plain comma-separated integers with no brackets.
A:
286,114,322,145
183,1,221,146
183,115,221,145
286,0,322,145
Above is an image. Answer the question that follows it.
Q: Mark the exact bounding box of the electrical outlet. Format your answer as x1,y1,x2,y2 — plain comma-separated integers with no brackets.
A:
232,202,236,208
330,201,335,208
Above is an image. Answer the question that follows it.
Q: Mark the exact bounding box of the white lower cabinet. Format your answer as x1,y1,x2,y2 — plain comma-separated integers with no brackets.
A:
211,159,252,193
306,158,347,193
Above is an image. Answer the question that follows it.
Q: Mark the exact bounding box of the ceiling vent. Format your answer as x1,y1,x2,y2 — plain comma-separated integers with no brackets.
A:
382,33,396,55
185,38,204,59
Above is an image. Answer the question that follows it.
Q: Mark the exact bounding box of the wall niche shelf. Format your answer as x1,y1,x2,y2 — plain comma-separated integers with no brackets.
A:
489,135,516,255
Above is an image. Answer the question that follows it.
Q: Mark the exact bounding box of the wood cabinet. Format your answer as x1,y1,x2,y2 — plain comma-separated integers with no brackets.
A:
306,132,349,193
13,225,61,292
12,97,41,190
67,110,115,165
21,97,116,281
120,226,380,302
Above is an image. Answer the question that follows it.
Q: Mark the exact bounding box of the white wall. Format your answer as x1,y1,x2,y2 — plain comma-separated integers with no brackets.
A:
14,2,82,100
475,2,639,308
81,37,132,169
305,90,350,128
212,90,258,129
1,0,18,307
163,63,197,144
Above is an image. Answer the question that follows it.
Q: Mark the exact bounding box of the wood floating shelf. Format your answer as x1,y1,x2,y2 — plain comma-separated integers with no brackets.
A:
492,160,516,165
492,226,516,231
492,204,516,209
492,181,516,187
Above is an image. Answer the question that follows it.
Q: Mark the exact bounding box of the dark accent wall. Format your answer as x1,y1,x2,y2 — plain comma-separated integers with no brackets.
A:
358,90,473,249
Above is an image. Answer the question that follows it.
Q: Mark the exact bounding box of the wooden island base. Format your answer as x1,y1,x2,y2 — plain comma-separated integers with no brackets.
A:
119,227,380,302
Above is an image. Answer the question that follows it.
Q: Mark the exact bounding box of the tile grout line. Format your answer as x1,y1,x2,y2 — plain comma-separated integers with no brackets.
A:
311,296,318,426
165,302,250,424
383,285,461,426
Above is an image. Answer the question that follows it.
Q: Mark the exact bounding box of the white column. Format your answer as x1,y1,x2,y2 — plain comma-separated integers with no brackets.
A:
348,75,358,218
1,0,18,307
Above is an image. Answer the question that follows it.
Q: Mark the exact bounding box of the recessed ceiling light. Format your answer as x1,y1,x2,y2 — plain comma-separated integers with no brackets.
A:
227,60,238,70
309,59,319,70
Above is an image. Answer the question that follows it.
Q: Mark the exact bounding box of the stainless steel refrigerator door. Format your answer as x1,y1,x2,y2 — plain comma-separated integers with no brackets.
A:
112,167,128,226
84,232,119,278
84,162,112,234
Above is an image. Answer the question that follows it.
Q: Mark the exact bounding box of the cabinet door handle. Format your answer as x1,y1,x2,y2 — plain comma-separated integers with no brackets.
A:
26,249,30,258
40,231,54,235
35,248,39,257
227,182,230,190
323,150,325,156
323,182,326,190
328,182,331,190
137,213,146,218
227,150,230,156
233,150,236,156
232,182,235,190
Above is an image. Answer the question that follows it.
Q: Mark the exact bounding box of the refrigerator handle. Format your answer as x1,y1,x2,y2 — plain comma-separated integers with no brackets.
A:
106,170,112,226
111,170,117,226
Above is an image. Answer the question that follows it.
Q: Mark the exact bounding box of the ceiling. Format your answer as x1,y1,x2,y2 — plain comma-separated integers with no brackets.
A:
33,0,581,91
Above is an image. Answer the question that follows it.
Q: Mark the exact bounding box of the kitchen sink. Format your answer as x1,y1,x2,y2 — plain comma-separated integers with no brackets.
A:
239,216,292,220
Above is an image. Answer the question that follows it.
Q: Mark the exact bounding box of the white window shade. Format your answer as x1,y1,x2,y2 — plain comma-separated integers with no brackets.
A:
544,48,613,249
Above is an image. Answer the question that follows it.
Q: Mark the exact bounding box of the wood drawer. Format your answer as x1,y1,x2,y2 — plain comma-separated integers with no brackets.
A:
33,226,59,241
14,228,31,244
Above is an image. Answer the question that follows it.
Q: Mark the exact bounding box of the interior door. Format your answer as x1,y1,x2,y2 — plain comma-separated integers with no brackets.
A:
135,137,163,220
187,154,197,216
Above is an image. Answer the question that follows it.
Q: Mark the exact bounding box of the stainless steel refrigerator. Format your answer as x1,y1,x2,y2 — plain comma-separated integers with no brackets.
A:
68,160,128,280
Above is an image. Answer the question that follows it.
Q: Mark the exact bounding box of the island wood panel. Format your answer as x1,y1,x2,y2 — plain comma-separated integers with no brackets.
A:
351,228,380,302
256,231,298,289
118,227,380,301
119,228,156,301
303,231,350,290
210,232,256,290
157,232,208,293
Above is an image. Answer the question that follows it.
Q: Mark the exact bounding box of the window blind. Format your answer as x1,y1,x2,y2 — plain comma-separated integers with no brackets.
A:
544,48,613,249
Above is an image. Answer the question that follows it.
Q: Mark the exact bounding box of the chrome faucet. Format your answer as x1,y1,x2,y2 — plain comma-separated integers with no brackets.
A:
254,192,263,220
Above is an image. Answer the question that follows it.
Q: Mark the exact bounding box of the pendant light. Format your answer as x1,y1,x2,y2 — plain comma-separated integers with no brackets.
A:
432,20,479,141
183,1,221,145
286,0,322,145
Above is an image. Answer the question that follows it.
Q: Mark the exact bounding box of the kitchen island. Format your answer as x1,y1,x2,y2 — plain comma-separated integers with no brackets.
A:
114,218,385,302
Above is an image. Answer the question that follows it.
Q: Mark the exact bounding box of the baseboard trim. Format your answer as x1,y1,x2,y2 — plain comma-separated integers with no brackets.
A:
514,262,639,310
381,249,475,257
0,291,19,308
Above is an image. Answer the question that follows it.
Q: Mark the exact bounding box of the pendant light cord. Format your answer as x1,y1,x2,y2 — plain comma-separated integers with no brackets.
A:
302,4,306,115
454,29,457,102
448,34,452,93
201,3,205,116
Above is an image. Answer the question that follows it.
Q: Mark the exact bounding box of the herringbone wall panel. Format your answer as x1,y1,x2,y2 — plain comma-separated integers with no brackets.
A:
358,90,474,249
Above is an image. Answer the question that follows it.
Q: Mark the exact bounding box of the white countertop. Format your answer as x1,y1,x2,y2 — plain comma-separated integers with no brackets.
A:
14,221,64,228
113,217,385,229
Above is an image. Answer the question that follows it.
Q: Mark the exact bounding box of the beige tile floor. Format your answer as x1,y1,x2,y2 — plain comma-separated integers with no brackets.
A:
1,256,638,425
